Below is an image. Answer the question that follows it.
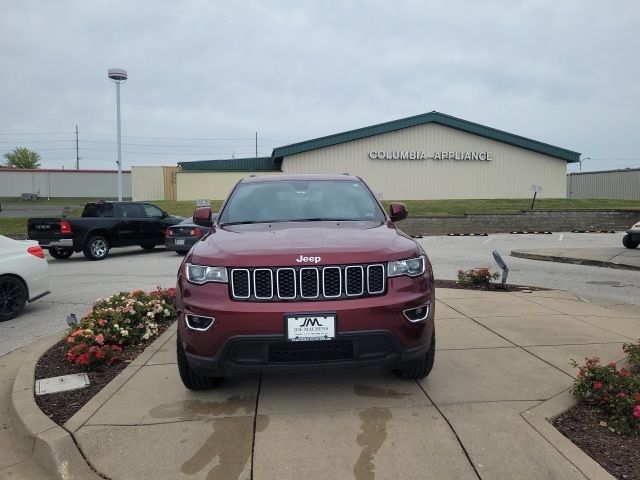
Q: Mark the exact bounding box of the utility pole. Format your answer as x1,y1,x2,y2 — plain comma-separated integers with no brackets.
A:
255,132,258,158
75,125,80,170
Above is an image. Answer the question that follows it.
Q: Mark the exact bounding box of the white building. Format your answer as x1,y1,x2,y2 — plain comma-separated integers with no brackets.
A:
136,112,581,201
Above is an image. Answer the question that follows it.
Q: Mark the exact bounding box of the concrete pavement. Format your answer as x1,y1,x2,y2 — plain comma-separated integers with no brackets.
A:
23,288,635,480
512,246,640,270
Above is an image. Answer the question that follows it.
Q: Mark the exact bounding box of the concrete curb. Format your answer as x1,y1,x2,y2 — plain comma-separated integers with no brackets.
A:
9,323,177,479
521,389,615,480
511,250,640,271
9,334,102,480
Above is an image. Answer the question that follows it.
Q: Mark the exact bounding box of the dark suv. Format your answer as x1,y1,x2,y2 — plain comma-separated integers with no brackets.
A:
176,174,435,389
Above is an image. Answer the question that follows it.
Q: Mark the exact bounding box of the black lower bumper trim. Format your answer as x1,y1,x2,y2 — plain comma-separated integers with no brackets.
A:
185,330,431,376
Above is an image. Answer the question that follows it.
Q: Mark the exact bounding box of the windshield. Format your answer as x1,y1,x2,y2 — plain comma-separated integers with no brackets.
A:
218,179,386,225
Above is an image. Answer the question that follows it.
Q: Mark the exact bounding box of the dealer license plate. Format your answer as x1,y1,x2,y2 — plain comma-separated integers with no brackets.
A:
286,314,336,342
175,239,185,245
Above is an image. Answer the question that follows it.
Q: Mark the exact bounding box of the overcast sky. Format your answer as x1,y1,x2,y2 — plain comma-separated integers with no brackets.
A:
2,1,639,173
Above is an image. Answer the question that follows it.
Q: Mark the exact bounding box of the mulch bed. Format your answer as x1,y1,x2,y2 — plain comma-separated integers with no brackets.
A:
34,320,175,426
434,279,546,292
554,404,640,480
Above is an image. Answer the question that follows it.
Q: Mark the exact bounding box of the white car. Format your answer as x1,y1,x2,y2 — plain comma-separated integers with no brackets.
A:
0,235,50,321
623,221,640,249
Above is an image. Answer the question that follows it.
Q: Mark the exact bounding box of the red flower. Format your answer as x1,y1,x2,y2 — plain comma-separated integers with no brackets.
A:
634,392,640,402
616,392,626,398
593,382,603,390
633,406,640,419
608,361,617,369
76,353,90,365
98,319,106,327
110,345,122,352
619,368,631,378
95,334,105,345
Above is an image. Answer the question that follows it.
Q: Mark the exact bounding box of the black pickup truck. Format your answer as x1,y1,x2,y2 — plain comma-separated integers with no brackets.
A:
27,201,182,260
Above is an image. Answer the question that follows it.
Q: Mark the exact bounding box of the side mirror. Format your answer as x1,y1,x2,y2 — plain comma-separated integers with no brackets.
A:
389,202,408,222
193,207,213,227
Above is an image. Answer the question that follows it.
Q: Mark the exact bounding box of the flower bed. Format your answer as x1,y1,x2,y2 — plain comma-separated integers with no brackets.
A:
35,287,177,425
554,340,640,480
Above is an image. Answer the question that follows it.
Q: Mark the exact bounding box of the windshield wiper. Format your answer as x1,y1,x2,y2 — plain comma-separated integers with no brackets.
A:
218,220,267,226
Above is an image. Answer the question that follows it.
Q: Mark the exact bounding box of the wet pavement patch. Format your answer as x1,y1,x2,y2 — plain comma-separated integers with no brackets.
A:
149,394,256,421
354,407,392,480
353,384,411,399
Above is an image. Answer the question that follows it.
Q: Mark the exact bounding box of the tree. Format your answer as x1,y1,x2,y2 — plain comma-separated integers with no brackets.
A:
2,147,42,169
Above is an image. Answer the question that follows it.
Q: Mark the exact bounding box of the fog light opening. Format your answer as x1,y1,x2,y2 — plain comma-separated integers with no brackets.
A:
185,314,215,331
403,302,430,322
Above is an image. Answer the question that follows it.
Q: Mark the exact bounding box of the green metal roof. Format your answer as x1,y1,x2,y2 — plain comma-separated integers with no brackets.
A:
178,157,281,172
272,111,580,162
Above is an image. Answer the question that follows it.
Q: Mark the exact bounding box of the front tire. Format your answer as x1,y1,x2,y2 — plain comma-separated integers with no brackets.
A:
393,331,435,380
622,234,639,249
0,276,27,322
83,236,109,260
177,331,223,390
49,247,73,259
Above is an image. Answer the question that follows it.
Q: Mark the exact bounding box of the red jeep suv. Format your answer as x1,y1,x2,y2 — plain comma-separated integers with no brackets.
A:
176,174,435,389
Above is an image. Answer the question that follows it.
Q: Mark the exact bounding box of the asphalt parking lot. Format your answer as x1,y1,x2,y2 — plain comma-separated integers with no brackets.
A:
1,232,638,357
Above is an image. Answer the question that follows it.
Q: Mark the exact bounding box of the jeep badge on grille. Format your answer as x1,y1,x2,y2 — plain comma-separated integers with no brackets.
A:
296,255,321,263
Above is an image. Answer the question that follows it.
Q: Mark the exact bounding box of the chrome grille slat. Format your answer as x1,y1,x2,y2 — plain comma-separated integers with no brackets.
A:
345,266,364,296
231,269,250,299
367,264,385,294
322,267,342,298
230,264,386,301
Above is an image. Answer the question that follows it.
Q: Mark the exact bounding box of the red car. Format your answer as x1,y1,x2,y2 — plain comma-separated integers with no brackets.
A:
175,174,435,389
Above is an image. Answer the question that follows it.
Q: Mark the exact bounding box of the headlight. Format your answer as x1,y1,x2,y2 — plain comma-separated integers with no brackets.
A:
387,256,425,277
186,263,228,284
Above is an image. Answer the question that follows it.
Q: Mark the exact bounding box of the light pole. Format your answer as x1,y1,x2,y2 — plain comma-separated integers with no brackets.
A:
579,156,591,171
108,68,128,201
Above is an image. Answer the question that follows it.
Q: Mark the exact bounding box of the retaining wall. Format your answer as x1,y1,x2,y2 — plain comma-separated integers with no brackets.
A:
397,210,639,235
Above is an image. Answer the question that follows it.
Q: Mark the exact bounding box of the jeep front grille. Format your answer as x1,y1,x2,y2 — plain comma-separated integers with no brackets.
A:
230,264,385,301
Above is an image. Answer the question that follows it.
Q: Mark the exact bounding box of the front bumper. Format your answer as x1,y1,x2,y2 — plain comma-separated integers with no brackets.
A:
178,274,435,375
166,237,199,251
185,330,432,376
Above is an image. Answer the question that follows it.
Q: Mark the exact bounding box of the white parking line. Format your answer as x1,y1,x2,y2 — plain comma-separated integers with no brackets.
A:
482,236,496,244
558,233,564,242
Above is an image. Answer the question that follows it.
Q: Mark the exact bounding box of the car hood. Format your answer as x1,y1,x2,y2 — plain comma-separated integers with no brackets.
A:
189,221,420,267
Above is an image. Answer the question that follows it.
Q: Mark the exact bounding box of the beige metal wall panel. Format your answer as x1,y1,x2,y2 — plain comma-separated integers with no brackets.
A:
567,169,640,200
132,166,165,201
0,170,131,198
163,166,178,200
176,171,282,200
281,123,568,200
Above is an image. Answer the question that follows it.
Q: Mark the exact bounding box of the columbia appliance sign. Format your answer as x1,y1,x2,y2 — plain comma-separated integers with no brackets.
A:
368,150,493,161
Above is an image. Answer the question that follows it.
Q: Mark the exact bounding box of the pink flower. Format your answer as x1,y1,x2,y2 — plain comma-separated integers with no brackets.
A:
633,406,640,419
616,392,626,398
95,334,105,345
98,319,106,326
608,361,617,369
593,382,603,390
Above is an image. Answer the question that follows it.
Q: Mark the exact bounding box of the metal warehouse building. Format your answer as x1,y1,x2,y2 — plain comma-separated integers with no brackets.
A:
567,168,640,200
134,111,581,201
0,168,132,199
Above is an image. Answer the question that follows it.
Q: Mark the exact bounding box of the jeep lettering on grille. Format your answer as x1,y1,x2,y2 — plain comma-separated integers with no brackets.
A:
296,255,321,263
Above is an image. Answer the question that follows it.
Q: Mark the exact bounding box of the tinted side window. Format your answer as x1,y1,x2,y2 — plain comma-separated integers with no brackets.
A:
82,203,114,218
120,204,144,218
141,204,164,218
